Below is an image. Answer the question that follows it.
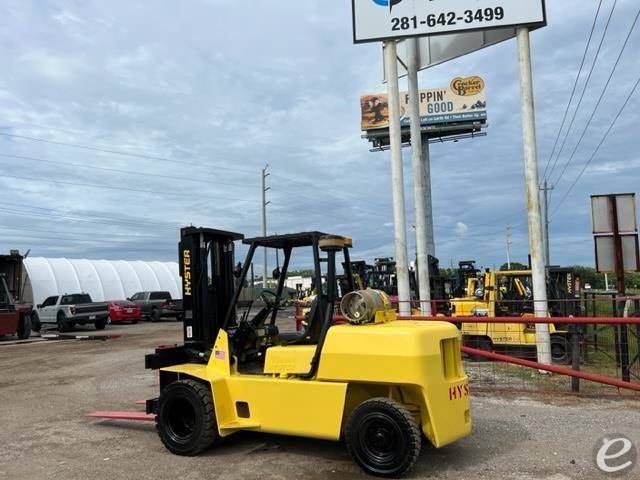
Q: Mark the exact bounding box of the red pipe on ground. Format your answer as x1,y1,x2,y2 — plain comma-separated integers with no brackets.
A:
462,346,640,392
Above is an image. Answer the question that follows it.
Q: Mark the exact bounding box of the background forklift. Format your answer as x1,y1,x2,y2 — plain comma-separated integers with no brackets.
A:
450,266,579,363
145,227,471,477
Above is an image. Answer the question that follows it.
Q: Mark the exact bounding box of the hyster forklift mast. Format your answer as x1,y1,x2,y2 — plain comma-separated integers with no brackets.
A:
146,227,244,369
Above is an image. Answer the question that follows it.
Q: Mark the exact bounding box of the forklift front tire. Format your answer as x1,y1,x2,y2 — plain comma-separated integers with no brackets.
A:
345,398,421,478
156,379,220,456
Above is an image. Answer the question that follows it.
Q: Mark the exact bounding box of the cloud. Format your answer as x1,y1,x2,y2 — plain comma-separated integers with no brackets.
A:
0,0,638,271
455,222,469,236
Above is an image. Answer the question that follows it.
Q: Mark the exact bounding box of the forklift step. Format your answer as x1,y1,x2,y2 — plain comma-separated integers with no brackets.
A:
218,419,261,431
86,411,156,422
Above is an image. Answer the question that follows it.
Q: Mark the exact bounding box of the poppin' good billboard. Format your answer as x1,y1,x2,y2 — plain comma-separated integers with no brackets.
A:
360,75,487,132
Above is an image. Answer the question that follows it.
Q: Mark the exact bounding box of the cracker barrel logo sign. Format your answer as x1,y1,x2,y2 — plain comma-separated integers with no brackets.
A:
360,75,487,131
451,76,485,96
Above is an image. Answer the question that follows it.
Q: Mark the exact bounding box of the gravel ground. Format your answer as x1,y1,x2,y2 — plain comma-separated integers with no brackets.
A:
0,321,638,480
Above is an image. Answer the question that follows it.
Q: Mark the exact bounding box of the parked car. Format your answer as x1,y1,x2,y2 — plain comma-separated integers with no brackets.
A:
33,293,109,333
128,291,183,322
0,274,31,340
107,300,141,324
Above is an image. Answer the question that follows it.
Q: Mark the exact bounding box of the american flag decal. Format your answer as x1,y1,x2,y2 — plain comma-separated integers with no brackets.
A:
214,350,226,360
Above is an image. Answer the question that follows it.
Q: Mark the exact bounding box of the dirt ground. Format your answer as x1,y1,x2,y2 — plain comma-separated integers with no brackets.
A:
0,321,638,480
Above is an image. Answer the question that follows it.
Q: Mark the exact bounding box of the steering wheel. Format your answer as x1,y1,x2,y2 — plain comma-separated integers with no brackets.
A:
260,289,282,308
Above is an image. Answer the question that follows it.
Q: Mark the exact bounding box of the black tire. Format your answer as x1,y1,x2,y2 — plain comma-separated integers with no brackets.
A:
551,335,570,364
465,336,493,361
132,319,138,324
31,312,42,333
156,380,220,456
95,318,107,330
345,398,421,478
151,308,161,323
176,314,183,322
57,312,70,333
17,314,31,340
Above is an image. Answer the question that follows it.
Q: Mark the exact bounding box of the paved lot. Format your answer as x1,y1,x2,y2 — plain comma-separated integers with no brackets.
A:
0,322,638,480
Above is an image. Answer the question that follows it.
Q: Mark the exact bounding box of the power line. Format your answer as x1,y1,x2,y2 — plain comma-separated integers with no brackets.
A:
0,131,253,173
0,172,252,201
545,0,619,183
0,153,254,188
0,200,181,229
542,0,604,182
551,74,640,215
550,7,639,189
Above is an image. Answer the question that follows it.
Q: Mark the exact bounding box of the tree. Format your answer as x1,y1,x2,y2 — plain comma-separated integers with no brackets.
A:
499,262,528,271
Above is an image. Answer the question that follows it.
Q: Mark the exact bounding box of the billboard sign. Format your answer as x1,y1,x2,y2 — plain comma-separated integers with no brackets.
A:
352,0,546,44
361,76,487,132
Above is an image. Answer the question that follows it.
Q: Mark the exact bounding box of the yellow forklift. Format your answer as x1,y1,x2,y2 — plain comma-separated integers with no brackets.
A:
450,267,576,363
145,228,471,477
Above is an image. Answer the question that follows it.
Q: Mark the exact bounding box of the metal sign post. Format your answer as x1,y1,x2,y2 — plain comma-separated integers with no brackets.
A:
407,38,432,315
516,27,550,365
591,193,640,383
384,40,412,315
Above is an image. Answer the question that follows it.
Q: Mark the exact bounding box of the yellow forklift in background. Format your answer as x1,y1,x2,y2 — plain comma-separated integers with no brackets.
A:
145,228,471,477
450,267,577,363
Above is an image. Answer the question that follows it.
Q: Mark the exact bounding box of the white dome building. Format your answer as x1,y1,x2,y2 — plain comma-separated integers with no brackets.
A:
22,257,181,305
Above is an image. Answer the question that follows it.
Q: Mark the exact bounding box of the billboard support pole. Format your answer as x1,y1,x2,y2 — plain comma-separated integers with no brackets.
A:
407,38,432,316
516,27,551,365
384,40,411,316
609,195,631,382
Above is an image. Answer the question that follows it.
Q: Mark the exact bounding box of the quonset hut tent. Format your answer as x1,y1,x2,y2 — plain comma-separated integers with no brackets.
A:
22,257,181,305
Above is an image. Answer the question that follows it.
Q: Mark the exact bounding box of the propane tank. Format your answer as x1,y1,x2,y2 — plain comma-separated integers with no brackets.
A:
340,289,392,325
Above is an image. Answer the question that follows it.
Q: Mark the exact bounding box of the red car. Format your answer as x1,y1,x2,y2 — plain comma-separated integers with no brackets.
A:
107,300,141,324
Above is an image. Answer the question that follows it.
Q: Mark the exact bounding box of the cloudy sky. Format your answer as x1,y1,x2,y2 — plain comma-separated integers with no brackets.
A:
0,0,639,271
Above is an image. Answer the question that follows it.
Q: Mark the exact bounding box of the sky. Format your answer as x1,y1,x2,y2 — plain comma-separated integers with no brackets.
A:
0,0,639,272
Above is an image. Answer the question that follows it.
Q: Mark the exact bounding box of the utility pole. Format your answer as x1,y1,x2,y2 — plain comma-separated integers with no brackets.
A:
261,164,270,288
407,38,432,316
517,27,551,365
540,180,553,266
505,225,512,270
384,40,412,316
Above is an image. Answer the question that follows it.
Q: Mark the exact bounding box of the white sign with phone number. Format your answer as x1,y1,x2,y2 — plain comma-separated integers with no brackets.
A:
352,0,546,44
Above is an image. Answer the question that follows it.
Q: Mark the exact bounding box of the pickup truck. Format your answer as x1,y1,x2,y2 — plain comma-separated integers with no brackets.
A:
0,274,31,340
128,291,183,322
33,293,109,333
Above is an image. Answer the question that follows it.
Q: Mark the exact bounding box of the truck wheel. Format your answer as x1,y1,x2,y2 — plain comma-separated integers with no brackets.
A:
95,318,107,330
551,335,570,364
345,398,421,478
17,314,31,340
151,308,161,323
57,313,70,333
31,312,41,333
156,380,220,456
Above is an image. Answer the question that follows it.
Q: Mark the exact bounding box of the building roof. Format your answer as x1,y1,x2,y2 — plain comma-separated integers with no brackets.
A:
24,257,181,304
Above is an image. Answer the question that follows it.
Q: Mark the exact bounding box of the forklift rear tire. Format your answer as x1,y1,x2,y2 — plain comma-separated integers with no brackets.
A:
345,398,421,478
156,380,220,456
465,337,493,361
